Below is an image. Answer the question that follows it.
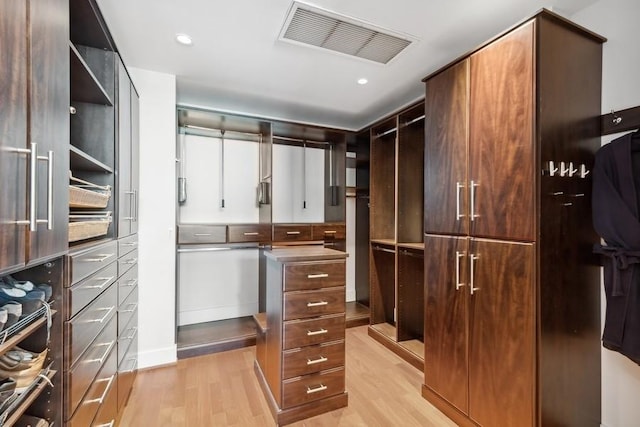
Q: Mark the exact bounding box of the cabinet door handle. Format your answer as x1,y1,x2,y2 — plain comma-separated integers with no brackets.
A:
85,374,115,404
35,150,54,230
323,230,337,234
123,279,138,288
133,189,138,222
121,303,138,313
122,242,137,247
123,258,138,265
307,273,328,279
194,233,212,236
286,231,301,235
456,182,465,220
243,232,259,236
83,276,114,290
306,384,328,394
307,301,328,307
307,328,328,336
470,181,479,221
5,144,35,227
306,356,328,365
470,254,480,295
455,251,466,290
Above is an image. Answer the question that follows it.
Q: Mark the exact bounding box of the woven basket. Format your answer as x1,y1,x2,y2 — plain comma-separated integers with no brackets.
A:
68,220,111,242
69,185,111,209
0,348,48,390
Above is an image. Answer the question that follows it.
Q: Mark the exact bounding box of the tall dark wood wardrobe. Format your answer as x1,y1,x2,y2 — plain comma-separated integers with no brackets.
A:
422,10,604,427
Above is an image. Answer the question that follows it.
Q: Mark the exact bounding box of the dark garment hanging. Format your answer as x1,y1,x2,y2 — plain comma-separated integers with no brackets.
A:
593,131,640,364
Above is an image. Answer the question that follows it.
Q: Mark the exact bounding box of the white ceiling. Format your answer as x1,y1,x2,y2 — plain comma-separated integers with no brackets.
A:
96,0,599,131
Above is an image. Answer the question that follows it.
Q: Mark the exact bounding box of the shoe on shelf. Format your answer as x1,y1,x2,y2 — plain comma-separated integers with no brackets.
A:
13,414,49,427
18,290,46,316
36,284,52,302
0,377,16,414
2,302,22,329
0,308,7,332
13,281,35,293
0,348,48,391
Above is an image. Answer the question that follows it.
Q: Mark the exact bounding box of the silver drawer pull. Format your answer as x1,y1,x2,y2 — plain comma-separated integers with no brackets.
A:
123,279,138,287
286,231,301,235
307,328,328,336
85,374,115,404
123,357,138,373
307,301,328,307
95,421,115,427
306,384,328,394
122,242,137,247
123,327,138,341
85,341,116,365
86,306,115,324
306,356,328,365
194,233,212,236
83,276,114,290
83,253,114,263
307,273,328,279
323,230,337,234
123,258,138,265
121,303,138,313
243,232,259,236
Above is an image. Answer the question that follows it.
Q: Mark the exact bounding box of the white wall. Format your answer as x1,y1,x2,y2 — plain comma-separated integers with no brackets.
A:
570,2,640,426
128,68,177,369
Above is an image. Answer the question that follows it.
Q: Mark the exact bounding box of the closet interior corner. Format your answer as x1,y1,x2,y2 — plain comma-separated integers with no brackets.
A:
174,107,370,358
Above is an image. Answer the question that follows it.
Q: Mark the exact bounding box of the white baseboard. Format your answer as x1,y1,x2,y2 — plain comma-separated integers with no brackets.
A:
178,302,258,326
138,344,177,369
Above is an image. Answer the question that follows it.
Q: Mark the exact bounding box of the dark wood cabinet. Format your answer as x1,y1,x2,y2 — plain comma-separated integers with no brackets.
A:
422,10,604,427
0,0,69,274
117,57,140,238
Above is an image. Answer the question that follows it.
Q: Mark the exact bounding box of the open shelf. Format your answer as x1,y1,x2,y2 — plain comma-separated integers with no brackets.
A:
0,306,57,357
398,242,424,250
70,43,112,106
370,322,396,340
69,0,114,50
1,368,57,426
370,239,396,248
70,145,113,173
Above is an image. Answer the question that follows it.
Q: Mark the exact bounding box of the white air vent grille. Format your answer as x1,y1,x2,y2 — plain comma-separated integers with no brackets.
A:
280,3,413,64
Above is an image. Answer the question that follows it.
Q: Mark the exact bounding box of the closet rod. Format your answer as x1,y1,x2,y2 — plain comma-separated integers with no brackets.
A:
372,246,396,254
374,127,397,139
272,135,332,145
399,249,424,258
402,115,426,127
601,106,640,135
182,124,262,138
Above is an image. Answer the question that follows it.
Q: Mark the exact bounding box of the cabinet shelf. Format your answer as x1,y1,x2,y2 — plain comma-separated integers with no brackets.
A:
370,238,396,247
70,145,113,173
0,306,57,357
398,242,424,251
1,368,57,426
70,43,113,106
69,0,113,50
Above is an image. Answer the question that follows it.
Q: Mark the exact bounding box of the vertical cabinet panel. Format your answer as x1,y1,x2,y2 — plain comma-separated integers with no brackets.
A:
29,0,70,261
130,87,139,234
424,60,469,237
117,58,133,237
424,234,469,414
468,239,535,427
469,23,535,241
0,0,28,272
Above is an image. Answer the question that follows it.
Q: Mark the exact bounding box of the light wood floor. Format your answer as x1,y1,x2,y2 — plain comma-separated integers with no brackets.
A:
119,325,456,426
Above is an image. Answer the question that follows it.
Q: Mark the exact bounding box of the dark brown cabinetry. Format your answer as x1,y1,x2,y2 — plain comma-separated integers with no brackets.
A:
0,0,69,274
422,10,604,427
368,102,425,369
117,58,140,238
255,247,348,426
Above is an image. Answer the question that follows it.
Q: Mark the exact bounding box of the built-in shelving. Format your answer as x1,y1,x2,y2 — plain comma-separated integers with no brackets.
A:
70,43,112,106
70,145,113,173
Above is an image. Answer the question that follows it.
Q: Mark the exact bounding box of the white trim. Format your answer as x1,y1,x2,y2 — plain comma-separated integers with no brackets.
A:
178,302,259,326
137,344,177,369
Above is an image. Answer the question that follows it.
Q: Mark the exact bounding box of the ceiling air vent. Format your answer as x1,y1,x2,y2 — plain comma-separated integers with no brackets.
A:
279,2,414,64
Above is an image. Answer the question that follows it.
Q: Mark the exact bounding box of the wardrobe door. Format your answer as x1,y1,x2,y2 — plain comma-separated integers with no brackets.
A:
0,0,28,272
424,234,469,414
28,0,69,262
130,88,139,234
117,58,132,237
424,60,469,236
469,23,535,241
468,238,535,427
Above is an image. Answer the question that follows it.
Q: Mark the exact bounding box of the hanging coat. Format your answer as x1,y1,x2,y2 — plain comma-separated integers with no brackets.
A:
592,131,640,365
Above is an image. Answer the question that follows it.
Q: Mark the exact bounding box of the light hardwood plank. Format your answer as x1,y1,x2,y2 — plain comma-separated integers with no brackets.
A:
120,326,456,426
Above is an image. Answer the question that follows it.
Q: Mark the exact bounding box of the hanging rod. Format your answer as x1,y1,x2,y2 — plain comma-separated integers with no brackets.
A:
272,135,332,145
181,124,262,140
402,115,426,127
601,106,640,135
374,127,397,139
399,249,424,258
372,246,396,254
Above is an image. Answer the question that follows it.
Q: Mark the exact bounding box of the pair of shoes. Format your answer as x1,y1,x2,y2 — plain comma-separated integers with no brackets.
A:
14,414,49,427
0,284,46,317
0,348,48,391
0,276,52,303
2,302,22,329
0,377,16,414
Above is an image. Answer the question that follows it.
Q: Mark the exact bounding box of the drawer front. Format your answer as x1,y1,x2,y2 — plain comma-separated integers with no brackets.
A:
312,223,346,241
118,248,138,277
118,316,138,366
66,262,118,320
283,287,345,320
228,224,271,243
178,224,226,244
118,286,138,336
283,314,345,350
118,342,138,411
273,224,312,242
284,261,345,291
67,283,118,368
282,340,345,379
118,263,138,306
118,234,138,257
66,316,117,420
282,367,345,409
69,241,118,285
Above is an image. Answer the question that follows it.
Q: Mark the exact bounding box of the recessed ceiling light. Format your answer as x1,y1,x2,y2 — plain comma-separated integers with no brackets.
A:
357,78,368,85
176,33,193,46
